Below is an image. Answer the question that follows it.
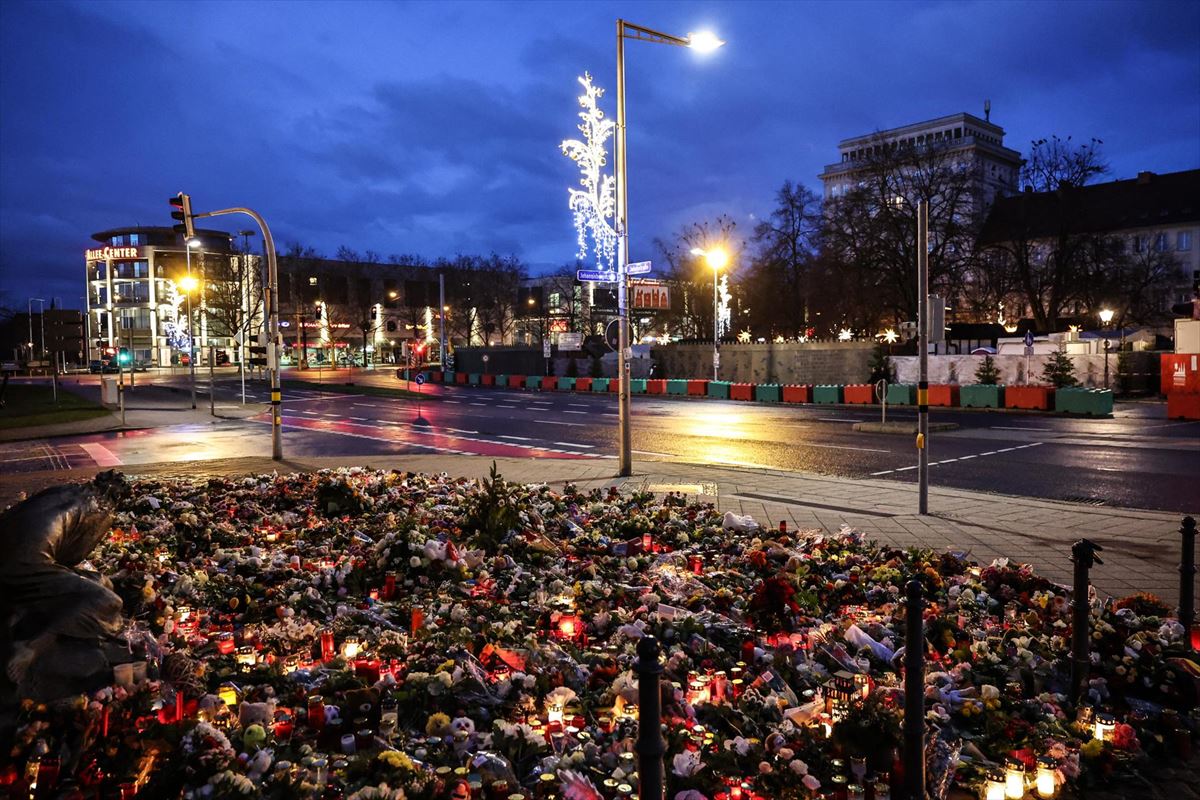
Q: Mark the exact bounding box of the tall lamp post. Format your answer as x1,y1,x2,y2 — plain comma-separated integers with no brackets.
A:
614,20,724,477
691,246,729,381
1099,307,1114,389
179,274,199,409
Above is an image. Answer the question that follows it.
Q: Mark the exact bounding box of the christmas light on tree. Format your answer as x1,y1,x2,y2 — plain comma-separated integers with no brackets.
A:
561,73,617,270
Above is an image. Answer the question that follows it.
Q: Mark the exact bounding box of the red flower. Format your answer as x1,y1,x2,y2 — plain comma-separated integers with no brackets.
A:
1113,724,1139,751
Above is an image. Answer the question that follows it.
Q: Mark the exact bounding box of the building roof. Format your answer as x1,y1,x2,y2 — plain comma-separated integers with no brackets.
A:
836,112,1003,150
978,169,1200,244
91,226,232,243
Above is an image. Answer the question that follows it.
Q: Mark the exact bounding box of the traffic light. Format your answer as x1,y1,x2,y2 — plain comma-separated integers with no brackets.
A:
117,347,132,366
169,192,195,239
249,345,268,367
314,303,323,320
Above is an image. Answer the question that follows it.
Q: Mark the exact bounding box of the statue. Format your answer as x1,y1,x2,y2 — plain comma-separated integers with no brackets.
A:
1,471,129,705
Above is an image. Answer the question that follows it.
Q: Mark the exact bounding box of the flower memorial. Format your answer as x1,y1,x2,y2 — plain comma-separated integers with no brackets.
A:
4,466,1198,799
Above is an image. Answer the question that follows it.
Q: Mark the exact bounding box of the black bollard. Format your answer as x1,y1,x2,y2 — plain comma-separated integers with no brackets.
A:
1181,516,1197,648
636,635,665,800
903,579,926,800
1070,538,1104,703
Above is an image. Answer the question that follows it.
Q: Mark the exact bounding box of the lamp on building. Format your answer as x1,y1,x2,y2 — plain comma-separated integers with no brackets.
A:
691,246,729,381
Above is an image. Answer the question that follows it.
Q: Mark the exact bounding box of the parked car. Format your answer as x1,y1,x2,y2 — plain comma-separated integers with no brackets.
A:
89,360,119,374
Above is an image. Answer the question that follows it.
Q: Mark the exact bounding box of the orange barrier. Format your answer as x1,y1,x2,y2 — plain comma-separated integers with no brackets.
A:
730,383,754,401
1167,392,1200,420
844,384,874,404
542,377,558,391
1004,385,1054,410
575,377,593,392
782,385,812,404
481,374,495,386
646,379,667,395
687,380,708,396
928,384,960,407
507,375,525,389
455,372,468,385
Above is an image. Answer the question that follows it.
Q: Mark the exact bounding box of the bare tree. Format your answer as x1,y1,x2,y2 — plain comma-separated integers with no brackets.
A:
745,181,822,337
821,133,983,332
976,135,1113,331
654,215,743,339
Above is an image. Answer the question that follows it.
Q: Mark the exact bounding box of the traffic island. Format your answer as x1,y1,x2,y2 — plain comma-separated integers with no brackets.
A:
852,420,960,434
4,466,1194,800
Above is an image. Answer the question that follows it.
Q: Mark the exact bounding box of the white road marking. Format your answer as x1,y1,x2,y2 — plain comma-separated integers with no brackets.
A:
818,418,857,423
554,442,594,449
497,405,516,409
536,419,586,426
444,400,460,404
633,449,675,457
990,425,1052,431
80,442,123,467
870,441,1043,476
564,410,587,415
568,403,589,407
500,435,532,441
470,403,487,406
349,417,367,421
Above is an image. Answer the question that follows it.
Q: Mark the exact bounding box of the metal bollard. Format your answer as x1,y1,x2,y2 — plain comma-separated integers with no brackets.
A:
636,635,666,800
1181,516,1196,647
1070,538,1104,703
903,579,926,800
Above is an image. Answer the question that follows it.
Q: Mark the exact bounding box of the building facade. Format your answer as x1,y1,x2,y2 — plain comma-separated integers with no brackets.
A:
818,111,1023,207
84,227,258,366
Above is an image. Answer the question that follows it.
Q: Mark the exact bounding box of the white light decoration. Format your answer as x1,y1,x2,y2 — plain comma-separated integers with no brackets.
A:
880,329,899,344
838,328,854,341
424,306,435,343
561,73,618,271
717,275,731,337
737,330,751,343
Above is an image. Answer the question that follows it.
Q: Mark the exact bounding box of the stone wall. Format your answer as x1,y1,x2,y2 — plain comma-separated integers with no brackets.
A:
891,351,1161,392
650,342,876,385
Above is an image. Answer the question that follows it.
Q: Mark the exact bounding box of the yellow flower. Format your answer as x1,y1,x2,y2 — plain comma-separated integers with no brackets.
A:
378,750,415,771
1080,739,1104,759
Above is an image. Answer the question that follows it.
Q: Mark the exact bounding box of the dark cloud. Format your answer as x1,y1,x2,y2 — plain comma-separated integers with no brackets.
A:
1,0,1197,304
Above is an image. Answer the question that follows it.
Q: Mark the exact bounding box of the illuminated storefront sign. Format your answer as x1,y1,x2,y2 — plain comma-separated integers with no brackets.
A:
85,246,140,260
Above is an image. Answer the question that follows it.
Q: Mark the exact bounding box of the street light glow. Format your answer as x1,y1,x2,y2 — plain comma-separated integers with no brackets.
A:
687,30,725,53
691,246,729,270
186,238,202,249
1099,308,1115,325
178,275,198,292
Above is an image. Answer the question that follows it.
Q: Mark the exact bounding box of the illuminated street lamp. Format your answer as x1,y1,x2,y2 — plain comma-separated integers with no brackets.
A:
691,246,729,380
179,273,199,409
1099,308,1115,389
613,19,724,477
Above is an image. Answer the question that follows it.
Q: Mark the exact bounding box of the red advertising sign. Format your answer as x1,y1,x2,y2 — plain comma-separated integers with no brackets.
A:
631,280,669,310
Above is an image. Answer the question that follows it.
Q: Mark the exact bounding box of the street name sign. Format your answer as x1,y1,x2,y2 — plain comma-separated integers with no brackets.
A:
577,269,617,282
626,260,652,275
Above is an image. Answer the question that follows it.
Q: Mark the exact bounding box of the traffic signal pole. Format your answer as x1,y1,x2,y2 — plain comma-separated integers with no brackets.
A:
191,205,283,461
917,200,930,515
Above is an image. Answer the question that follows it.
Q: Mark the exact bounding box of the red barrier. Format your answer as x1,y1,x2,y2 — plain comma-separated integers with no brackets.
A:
928,384,960,407
1005,385,1054,410
844,384,874,404
507,375,525,389
542,377,558,391
575,377,592,392
481,374,495,386
1167,392,1200,420
428,370,443,383
687,379,708,396
782,385,812,404
730,383,753,401
1161,354,1200,395
646,379,667,395
456,372,468,385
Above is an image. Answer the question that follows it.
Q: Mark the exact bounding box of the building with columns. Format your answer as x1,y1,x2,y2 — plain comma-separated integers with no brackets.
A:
818,111,1023,208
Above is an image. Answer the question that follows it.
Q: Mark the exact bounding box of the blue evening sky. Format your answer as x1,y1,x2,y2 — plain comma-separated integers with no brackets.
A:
1,0,1197,306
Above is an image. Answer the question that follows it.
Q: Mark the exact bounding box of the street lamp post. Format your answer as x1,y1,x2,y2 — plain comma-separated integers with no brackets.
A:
1099,308,1114,389
614,20,724,477
691,247,729,381
27,298,45,369
180,272,199,409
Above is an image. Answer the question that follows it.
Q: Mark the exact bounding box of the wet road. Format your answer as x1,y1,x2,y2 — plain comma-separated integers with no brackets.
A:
3,372,1197,513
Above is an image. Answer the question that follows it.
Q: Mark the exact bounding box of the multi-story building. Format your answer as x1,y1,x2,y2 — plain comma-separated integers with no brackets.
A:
85,226,253,366
818,110,1023,208
978,169,1200,324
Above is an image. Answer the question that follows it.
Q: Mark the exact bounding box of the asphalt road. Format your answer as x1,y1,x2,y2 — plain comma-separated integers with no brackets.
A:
3,370,1197,513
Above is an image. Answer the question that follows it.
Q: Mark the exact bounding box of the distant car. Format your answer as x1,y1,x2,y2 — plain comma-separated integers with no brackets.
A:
89,360,120,374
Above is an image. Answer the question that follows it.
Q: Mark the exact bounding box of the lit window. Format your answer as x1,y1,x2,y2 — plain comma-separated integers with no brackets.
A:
1178,231,1192,251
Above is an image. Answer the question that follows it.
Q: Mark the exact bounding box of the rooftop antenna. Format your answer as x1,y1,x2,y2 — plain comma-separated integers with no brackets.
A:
984,99,991,122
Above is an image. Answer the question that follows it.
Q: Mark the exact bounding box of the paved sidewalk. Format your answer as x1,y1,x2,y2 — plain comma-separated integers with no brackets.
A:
0,380,266,442
1,453,1192,608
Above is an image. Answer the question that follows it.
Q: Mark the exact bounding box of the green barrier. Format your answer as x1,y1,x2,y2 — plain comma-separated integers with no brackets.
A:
754,384,782,402
1055,387,1113,416
495,374,507,389
666,379,689,396
813,385,843,404
591,378,610,392
526,376,542,390
960,384,1003,408
886,384,914,405
443,372,456,385
557,377,575,391
629,378,647,394
707,381,731,399
469,373,481,386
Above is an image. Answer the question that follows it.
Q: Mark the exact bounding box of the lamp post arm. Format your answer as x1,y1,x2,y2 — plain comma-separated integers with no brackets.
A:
619,20,690,47
193,206,282,460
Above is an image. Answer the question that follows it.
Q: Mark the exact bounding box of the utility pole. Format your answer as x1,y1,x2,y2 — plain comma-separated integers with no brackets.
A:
614,20,633,477
917,200,930,515
438,272,447,368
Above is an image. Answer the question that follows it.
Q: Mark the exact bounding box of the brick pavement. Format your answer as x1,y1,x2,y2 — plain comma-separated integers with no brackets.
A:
1,453,1193,608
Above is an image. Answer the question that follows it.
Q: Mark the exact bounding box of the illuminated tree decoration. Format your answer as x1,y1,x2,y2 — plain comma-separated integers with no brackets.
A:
561,73,617,270
717,274,732,337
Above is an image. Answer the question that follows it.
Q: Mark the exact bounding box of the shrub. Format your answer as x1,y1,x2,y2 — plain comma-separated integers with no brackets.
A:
974,354,1001,385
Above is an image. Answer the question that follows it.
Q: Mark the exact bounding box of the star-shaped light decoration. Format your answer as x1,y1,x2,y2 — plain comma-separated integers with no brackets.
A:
838,328,854,342
879,329,899,344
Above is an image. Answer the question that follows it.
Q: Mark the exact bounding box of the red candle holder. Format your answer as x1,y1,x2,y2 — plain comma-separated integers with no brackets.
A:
307,695,325,729
320,630,336,662
687,555,703,575
384,572,397,600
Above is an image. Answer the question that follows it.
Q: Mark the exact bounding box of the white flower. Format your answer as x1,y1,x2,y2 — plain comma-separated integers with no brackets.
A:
802,774,821,791
789,759,808,775
672,751,703,777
